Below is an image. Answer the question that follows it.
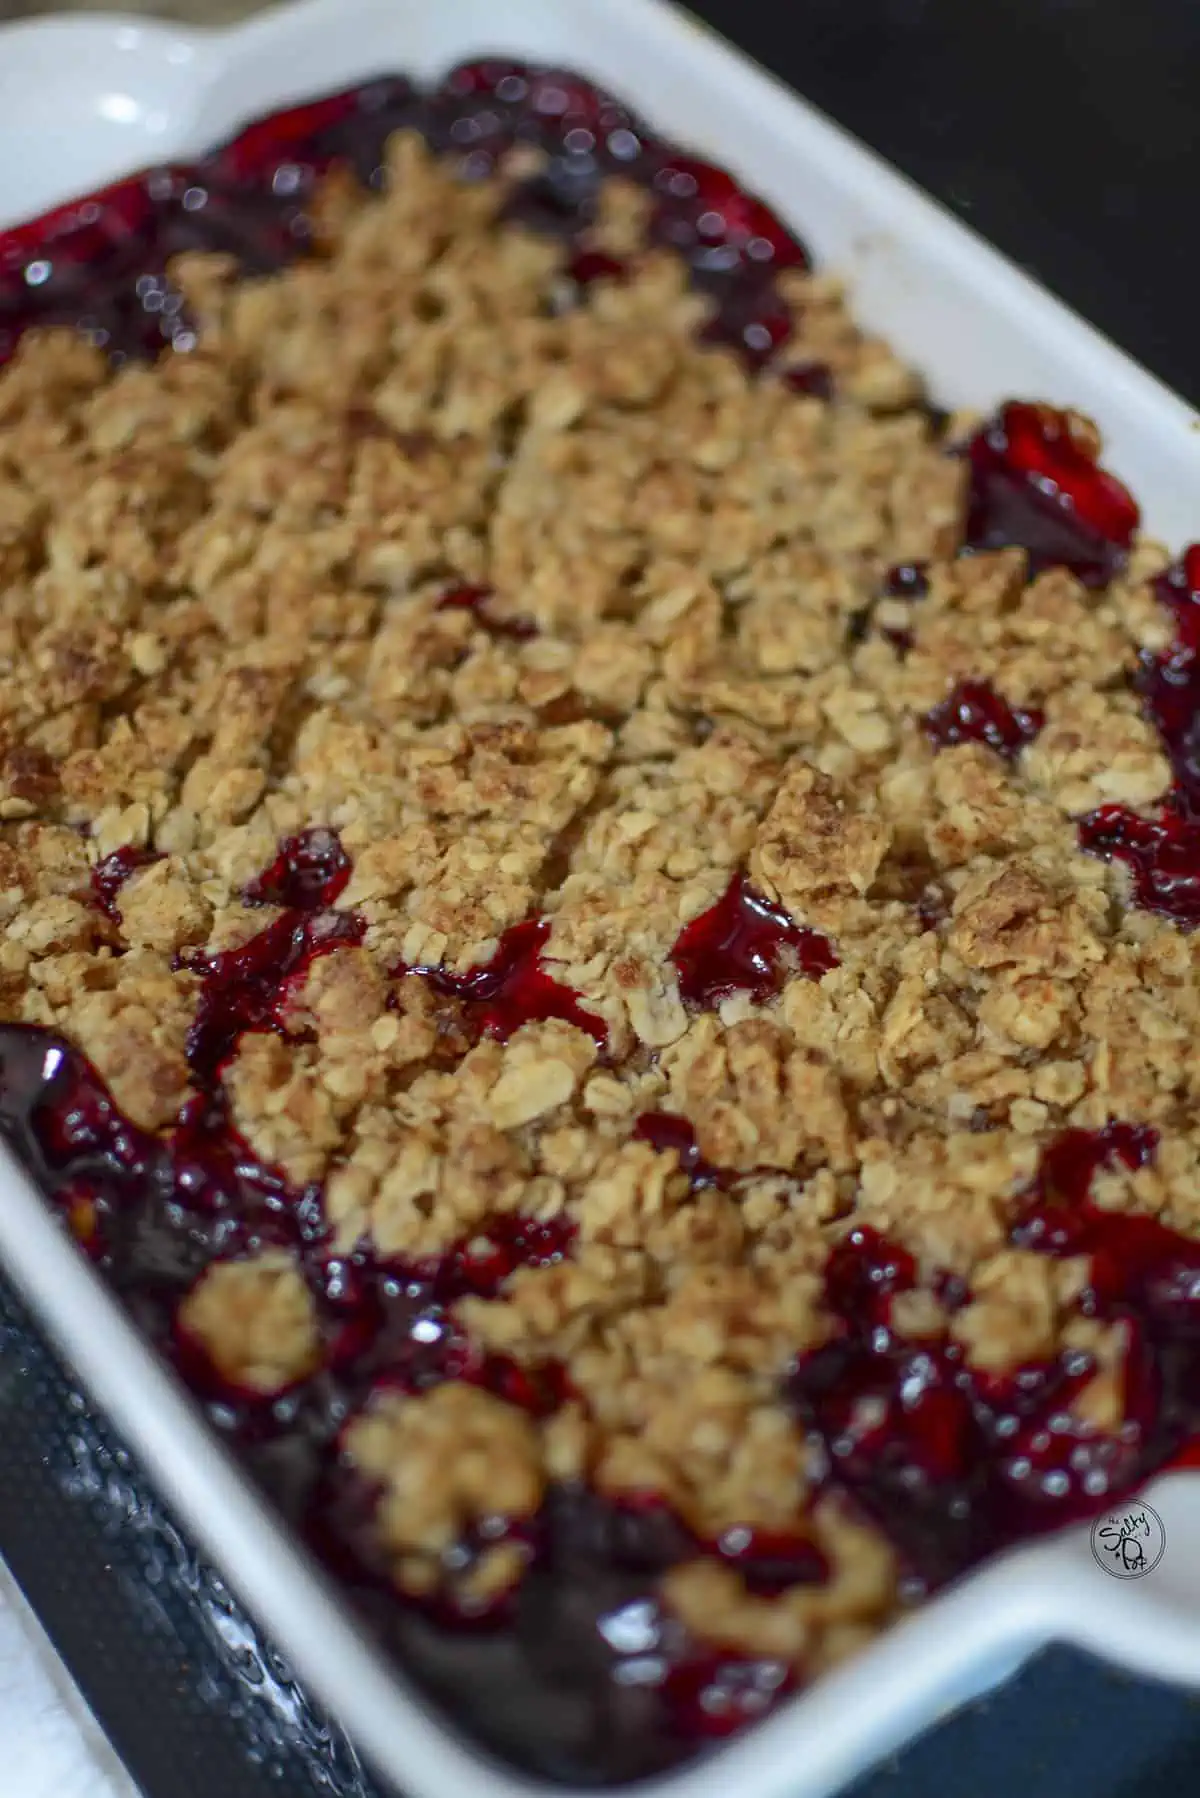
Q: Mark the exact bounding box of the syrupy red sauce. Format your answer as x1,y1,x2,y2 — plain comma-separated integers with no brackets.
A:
671,872,837,1010
883,562,930,600
780,360,834,401
922,678,1044,759
241,827,352,909
394,916,606,1048
793,1124,1200,1594
1078,545,1200,926
184,910,366,1084
963,401,1140,589
90,845,163,922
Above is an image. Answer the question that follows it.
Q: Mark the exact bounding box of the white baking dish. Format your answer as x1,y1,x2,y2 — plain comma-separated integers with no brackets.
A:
2,4,1200,1796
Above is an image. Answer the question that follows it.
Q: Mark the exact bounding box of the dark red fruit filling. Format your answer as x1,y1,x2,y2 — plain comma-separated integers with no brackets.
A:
394,917,606,1048
1079,805,1200,928
922,679,1044,759
241,827,352,910
712,1524,828,1595
662,1653,797,1739
964,402,1139,589
565,248,627,289
697,284,793,373
780,361,834,401
90,845,163,922
671,872,837,1009
883,562,929,600
1079,546,1200,927
185,909,365,1084
415,1212,577,1304
646,156,807,373
423,61,656,183
436,583,538,641
649,156,808,290
792,1124,1200,1592
632,1112,726,1189
0,64,811,379
1154,544,1200,655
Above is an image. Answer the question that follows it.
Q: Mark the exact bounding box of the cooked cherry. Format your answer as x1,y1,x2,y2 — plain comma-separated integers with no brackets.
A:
780,360,834,401
241,827,352,910
792,1123,1198,1593
713,1524,828,1595
500,156,603,242
395,917,606,1047
671,871,837,1009
421,59,533,172
649,155,809,288
1079,804,1200,927
882,562,929,599
1077,544,1200,924
663,1653,795,1738
564,247,627,288
964,402,1139,589
1153,545,1200,654
421,1213,577,1303
522,69,660,176
823,1226,916,1331
91,845,163,923
203,92,359,185
185,909,365,1083
297,75,424,191
697,284,793,372
922,679,1043,758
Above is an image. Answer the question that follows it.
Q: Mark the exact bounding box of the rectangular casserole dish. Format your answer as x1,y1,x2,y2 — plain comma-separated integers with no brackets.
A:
2,4,1200,1797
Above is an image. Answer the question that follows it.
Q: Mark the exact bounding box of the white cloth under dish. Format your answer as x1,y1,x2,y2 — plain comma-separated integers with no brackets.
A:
0,1563,133,1798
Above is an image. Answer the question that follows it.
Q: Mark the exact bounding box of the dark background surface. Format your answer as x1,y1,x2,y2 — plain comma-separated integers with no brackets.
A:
5,2,1200,1796
693,0,1200,407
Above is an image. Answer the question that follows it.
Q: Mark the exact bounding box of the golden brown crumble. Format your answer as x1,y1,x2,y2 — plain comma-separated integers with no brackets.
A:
177,1250,320,1394
2,126,1194,1679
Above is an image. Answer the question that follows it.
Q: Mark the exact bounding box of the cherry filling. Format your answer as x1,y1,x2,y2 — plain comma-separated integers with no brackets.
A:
394,917,606,1048
649,155,807,291
792,1125,1200,1593
241,826,352,909
670,871,837,1010
883,562,930,600
414,1213,577,1304
963,402,1140,589
1079,805,1200,928
0,64,806,377
865,560,931,655
922,679,1044,759
90,844,163,922
184,909,366,1084
1079,546,1200,926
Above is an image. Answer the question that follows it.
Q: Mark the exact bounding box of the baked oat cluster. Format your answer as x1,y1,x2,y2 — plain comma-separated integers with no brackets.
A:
4,62,1200,1781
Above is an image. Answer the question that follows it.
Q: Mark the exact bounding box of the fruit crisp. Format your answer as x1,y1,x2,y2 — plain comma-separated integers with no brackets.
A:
2,61,1200,1785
